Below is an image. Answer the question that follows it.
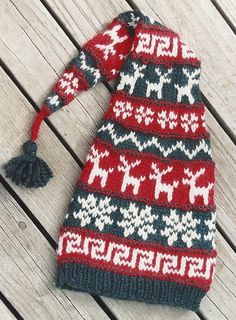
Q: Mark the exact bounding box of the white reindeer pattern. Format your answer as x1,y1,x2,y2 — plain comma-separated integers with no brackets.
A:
117,62,146,94
182,168,214,205
174,68,200,104
149,164,179,202
118,156,146,195
146,68,173,99
95,25,128,60
87,146,114,188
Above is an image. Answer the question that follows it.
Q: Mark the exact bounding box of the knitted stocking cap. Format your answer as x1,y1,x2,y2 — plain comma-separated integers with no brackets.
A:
4,10,217,311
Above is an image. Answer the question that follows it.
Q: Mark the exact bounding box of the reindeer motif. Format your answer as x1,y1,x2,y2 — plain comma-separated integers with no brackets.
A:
149,163,179,202
95,25,128,60
174,68,200,104
118,156,146,195
87,146,114,188
146,68,172,99
182,168,214,205
117,62,146,94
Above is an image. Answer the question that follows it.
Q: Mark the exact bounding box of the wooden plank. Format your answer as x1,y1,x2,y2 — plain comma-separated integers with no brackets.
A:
200,231,236,320
0,0,110,163
41,0,236,249
0,67,200,320
129,0,236,137
0,66,79,239
0,187,110,320
212,0,236,29
0,302,17,320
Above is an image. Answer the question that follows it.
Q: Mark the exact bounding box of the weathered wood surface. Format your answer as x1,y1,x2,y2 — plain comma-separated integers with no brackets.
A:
213,0,236,29
0,188,109,320
1,0,236,319
0,302,16,320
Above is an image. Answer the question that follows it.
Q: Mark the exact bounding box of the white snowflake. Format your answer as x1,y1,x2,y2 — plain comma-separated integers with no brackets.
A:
181,113,199,133
127,12,140,28
47,94,60,107
59,72,79,95
73,194,117,231
117,203,158,240
134,106,154,125
157,110,178,129
113,101,133,119
161,209,201,248
204,212,216,248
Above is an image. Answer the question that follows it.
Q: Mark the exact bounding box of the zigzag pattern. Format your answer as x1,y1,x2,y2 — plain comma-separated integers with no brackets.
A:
98,121,212,160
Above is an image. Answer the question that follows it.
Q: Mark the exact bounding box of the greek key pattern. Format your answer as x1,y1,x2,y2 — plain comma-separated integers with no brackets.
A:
131,25,200,66
57,227,216,288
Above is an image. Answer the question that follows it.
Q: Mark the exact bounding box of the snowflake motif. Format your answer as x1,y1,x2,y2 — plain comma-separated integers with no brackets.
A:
181,113,199,133
204,212,216,248
134,106,154,125
47,94,60,107
161,209,201,248
157,111,178,129
117,203,158,240
73,194,117,231
127,12,140,28
113,101,133,119
201,114,207,129
59,72,79,95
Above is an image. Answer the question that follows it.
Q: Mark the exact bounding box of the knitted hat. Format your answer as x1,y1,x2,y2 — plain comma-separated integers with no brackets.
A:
4,10,217,311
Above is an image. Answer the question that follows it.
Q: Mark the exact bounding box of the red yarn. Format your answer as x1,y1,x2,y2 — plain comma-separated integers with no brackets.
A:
31,105,51,141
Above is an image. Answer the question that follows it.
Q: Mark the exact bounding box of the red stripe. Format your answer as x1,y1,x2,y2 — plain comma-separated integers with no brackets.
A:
104,92,208,139
84,20,133,80
57,226,216,290
131,22,200,67
77,140,215,211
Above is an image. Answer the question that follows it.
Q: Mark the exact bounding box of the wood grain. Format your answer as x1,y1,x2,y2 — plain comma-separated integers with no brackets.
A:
0,187,110,320
0,302,17,320
212,0,236,29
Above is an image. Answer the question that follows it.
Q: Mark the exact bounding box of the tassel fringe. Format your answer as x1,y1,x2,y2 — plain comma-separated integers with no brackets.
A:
4,140,53,188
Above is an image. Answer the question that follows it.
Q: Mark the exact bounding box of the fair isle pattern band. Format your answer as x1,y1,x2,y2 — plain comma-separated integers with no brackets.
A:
79,139,215,211
64,187,216,250
97,120,212,160
57,227,217,290
105,91,208,139
117,57,201,104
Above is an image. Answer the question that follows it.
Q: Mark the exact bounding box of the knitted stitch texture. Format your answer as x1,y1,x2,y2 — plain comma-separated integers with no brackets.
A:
26,10,218,310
